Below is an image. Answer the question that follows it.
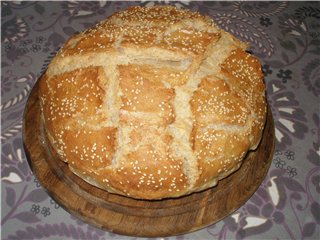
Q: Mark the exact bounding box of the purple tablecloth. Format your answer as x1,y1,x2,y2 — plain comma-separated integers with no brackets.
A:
1,1,319,239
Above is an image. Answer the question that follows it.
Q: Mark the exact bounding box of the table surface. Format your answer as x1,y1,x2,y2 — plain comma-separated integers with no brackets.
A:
1,1,319,240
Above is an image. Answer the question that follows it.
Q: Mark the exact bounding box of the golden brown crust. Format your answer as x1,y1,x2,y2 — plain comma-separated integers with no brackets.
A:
220,49,267,147
190,76,250,127
118,64,175,122
39,6,267,199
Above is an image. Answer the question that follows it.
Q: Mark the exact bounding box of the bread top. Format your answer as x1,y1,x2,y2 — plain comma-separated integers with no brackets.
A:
39,6,267,199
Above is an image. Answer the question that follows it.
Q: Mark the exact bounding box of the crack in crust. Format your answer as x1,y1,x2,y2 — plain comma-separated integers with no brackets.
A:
39,6,267,199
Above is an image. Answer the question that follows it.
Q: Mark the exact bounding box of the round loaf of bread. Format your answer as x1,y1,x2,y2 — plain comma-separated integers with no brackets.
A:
39,6,267,200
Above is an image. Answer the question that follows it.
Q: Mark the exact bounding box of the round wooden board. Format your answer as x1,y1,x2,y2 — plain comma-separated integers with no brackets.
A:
23,80,275,238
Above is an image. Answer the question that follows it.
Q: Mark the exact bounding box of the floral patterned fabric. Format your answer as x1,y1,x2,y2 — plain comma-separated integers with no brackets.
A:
1,1,319,239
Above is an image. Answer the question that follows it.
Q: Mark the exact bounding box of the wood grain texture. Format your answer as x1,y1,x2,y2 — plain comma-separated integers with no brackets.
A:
23,79,275,237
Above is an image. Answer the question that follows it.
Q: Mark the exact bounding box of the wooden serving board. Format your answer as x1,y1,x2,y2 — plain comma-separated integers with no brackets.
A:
23,80,275,237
